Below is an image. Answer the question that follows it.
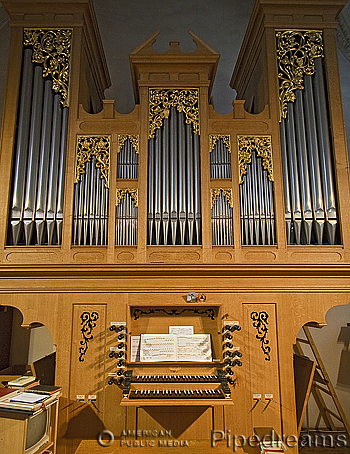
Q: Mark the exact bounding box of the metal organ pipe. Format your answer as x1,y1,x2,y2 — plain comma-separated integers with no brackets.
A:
162,119,170,245
313,58,338,244
9,46,69,246
56,107,69,245
303,75,324,244
294,90,313,244
10,49,34,244
148,107,201,245
239,148,275,246
115,138,139,246
211,191,233,246
280,58,339,245
23,65,44,244
279,120,292,244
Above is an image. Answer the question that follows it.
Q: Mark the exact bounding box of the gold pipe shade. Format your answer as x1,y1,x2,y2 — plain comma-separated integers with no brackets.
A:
210,188,233,208
116,189,138,207
117,135,139,154
237,135,273,184
24,29,72,107
75,136,110,188
209,135,231,154
149,88,199,139
276,29,323,121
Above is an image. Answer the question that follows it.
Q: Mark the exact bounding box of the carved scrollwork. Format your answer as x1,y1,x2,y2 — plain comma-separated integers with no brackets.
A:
117,135,139,154
75,136,110,188
79,311,99,362
24,28,72,107
276,30,323,120
149,89,199,138
209,135,231,153
211,188,233,208
132,307,215,320
237,135,273,184
116,188,138,207
250,311,271,361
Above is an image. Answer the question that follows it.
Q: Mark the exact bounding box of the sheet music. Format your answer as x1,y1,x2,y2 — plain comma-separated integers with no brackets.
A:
140,333,212,362
169,325,194,335
130,336,141,362
177,334,212,362
140,334,177,362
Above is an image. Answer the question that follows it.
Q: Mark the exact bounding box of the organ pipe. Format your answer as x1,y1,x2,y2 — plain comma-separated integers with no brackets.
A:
8,31,71,245
211,189,233,246
209,135,231,180
117,135,139,179
116,190,138,246
238,136,275,245
148,89,201,246
277,30,339,245
73,136,110,246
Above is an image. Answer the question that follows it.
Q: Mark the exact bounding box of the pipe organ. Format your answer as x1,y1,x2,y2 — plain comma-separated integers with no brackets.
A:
0,1,350,454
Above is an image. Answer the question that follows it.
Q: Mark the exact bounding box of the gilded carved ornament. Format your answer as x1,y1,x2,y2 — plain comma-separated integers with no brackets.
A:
209,135,231,153
75,136,110,188
117,135,139,154
24,28,72,107
149,89,199,139
237,136,273,184
116,189,138,207
211,188,233,208
276,29,323,120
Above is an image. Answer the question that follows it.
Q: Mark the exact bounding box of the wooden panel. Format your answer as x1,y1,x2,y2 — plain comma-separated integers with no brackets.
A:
243,303,282,434
0,413,26,453
67,304,107,441
137,406,212,440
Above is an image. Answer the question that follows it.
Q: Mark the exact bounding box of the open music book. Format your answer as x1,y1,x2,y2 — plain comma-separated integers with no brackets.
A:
140,333,212,362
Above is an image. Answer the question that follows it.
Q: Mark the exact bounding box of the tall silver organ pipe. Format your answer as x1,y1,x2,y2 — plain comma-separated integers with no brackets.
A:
73,137,110,246
280,57,339,245
211,190,233,246
116,190,138,246
8,48,69,246
148,106,201,245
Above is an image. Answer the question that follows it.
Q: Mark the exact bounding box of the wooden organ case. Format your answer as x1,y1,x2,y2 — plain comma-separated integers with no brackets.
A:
0,0,349,453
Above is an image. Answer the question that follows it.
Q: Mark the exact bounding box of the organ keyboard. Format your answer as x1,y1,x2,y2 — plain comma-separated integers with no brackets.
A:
120,370,233,406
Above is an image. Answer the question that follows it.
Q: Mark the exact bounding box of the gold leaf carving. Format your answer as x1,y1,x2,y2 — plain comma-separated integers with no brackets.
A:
116,189,138,207
211,188,233,208
75,136,110,188
276,29,323,120
209,135,231,153
117,135,139,154
237,135,273,184
149,89,199,138
24,29,72,107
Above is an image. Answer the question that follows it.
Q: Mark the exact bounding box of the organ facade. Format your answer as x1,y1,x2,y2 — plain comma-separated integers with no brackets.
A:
0,0,349,453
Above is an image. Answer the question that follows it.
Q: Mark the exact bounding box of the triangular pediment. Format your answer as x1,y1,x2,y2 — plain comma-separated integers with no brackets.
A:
129,31,220,103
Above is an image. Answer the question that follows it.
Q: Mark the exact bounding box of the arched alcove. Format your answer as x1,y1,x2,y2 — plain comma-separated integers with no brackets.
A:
0,305,56,384
293,302,350,449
